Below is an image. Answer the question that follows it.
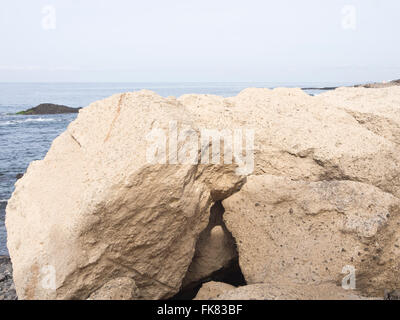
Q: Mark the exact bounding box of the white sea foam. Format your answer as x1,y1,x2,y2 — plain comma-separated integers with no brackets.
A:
0,118,59,126
0,199,8,203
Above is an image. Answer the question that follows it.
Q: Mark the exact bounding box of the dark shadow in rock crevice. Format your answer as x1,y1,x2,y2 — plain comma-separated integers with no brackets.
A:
171,201,246,300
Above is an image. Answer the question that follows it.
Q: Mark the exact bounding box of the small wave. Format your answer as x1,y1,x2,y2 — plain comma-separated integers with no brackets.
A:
0,199,8,203
0,118,59,126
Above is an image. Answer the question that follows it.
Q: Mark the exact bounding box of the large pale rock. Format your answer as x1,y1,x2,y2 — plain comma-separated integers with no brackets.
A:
214,283,375,300
318,87,400,146
223,175,400,297
6,87,400,300
6,91,244,300
87,277,139,300
181,88,400,197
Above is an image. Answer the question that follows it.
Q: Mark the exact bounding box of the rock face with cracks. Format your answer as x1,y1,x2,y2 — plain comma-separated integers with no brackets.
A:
6,91,245,300
6,87,400,300
318,87,400,146
223,175,400,297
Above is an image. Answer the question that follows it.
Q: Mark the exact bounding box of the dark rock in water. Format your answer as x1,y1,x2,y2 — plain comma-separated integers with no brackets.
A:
0,256,17,300
302,86,338,91
354,79,400,89
384,290,400,300
17,103,81,115
302,79,400,91
15,173,24,180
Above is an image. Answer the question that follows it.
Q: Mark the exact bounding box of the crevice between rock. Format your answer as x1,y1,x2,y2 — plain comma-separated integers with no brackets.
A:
171,201,246,300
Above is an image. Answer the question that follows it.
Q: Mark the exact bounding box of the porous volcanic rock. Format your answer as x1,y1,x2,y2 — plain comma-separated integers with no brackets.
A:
7,91,244,300
6,87,400,300
87,277,139,300
181,88,400,198
214,283,376,300
194,281,235,300
223,175,400,297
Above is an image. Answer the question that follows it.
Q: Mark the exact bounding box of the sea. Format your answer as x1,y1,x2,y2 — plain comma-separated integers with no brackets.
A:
0,82,348,256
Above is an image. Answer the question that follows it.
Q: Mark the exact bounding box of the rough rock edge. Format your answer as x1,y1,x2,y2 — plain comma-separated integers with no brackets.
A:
212,283,381,300
343,109,400,147
0,256,17,300
221,175,400,298
7,87,400,300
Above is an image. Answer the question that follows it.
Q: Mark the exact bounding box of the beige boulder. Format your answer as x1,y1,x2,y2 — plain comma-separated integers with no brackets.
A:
6,87,400,300
194,281,236,300
6,91,244,300
181,88,400,197
318,87,400,146
214,283,375,300
223,175,400,297
87,277,139,300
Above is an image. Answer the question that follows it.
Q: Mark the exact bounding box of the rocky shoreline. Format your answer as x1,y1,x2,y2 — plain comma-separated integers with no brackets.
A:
302,79,400,91
5,86,400,300
0,256,17,300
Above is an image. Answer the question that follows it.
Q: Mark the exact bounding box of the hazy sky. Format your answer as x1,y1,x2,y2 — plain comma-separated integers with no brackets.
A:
0,0,399,83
